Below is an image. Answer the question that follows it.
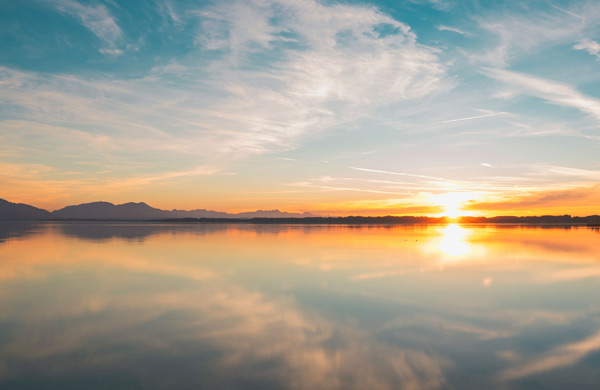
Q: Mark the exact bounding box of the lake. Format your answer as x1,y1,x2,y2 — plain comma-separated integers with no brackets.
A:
1,222,599,389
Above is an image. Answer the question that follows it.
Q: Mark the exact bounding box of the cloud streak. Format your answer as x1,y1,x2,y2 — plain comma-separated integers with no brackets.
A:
437,25,468,36
499,330,600,381
471,4,591,67
465,184,600,212
440,112,504,124
350,167,451,182
482,67,600,121
52,0,125,55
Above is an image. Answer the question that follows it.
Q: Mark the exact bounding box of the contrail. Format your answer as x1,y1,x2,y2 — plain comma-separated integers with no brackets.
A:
350,167,450,182
440,112,504,124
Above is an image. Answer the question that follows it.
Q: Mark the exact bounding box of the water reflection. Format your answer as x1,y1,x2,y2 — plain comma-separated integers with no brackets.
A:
0,222,599,389
438,224,471,257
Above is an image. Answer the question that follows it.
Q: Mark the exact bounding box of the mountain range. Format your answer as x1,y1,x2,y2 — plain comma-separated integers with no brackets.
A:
0,198,315,221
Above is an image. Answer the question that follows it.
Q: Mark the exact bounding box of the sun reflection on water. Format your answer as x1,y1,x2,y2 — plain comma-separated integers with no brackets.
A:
438,224,471,257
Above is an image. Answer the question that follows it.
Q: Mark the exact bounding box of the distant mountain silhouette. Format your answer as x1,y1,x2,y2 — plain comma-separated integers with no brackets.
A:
0,199,53,221
52,201,316,220
0,199,317,220
53,201,173,220
1,198,599,224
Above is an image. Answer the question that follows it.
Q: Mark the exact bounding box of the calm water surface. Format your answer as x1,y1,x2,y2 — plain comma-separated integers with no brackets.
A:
1,222,599,389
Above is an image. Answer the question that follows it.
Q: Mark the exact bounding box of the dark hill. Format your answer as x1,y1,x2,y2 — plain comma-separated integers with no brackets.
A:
52,201,173,220
0,198,53,221
50,202,316,220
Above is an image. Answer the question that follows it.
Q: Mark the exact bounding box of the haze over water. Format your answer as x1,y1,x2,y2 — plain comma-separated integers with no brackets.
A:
1,222,599,389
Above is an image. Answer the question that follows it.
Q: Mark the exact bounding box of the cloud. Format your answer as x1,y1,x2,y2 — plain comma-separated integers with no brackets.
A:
52,0,124,55
163,0,182,26
1,1,449,188
439,112,504,124
311,201,443,217
0,239,448,389
464,184,600,212
499,329,600,381
471,4,592,67
534,165,600,180
574,38,600,60
192,0,449,147
437,25,468,36
350,167,450,182
482,67,600,121
0,158,221,209
288,181,402,195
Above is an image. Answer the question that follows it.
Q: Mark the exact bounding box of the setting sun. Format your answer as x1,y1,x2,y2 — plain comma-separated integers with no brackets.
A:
429,192,475,219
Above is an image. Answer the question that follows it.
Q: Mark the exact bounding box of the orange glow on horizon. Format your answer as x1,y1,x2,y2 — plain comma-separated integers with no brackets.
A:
2,184,600,218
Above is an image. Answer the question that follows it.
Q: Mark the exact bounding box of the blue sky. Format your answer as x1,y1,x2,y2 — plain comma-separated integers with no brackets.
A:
1,0,600,215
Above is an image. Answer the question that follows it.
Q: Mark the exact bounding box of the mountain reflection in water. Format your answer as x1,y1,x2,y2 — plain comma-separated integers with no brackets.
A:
0,222,599,389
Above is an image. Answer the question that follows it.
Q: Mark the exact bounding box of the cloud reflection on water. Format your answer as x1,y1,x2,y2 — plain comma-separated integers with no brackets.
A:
0,273,447,389
0,223,600,388
499,329,600,381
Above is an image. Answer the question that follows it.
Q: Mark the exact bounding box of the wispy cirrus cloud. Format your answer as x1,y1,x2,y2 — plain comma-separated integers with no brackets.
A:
482,67,600,121
533,165,600,180
350,167,451,182
1,0,450,171
437,25,468,36
464,184,600,212
191,0,450,151
288,181,402,195
52,0,125,55
0,159,223,209
439,111,505,124
471,2,598,67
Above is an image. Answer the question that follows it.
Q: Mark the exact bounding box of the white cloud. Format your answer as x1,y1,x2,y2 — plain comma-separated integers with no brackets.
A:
440,112,504,124
574,38,600,60
482,67,600,121
52,0,124,55
0,1,450,195
350,167,450,182
437,25,468,36
471,4,593,67
164,0,182,26
533,165,600,180
192,0,449,151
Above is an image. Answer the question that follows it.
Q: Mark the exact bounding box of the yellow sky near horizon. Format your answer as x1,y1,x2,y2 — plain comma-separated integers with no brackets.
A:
2,165,599,217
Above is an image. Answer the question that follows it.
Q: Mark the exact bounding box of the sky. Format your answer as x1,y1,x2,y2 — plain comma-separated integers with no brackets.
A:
1,0,600,216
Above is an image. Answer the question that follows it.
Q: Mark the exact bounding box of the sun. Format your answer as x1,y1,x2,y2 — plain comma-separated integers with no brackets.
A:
429,192,474,219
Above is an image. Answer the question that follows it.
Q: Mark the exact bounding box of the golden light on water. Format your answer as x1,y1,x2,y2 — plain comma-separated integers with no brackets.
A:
438,224,472,257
